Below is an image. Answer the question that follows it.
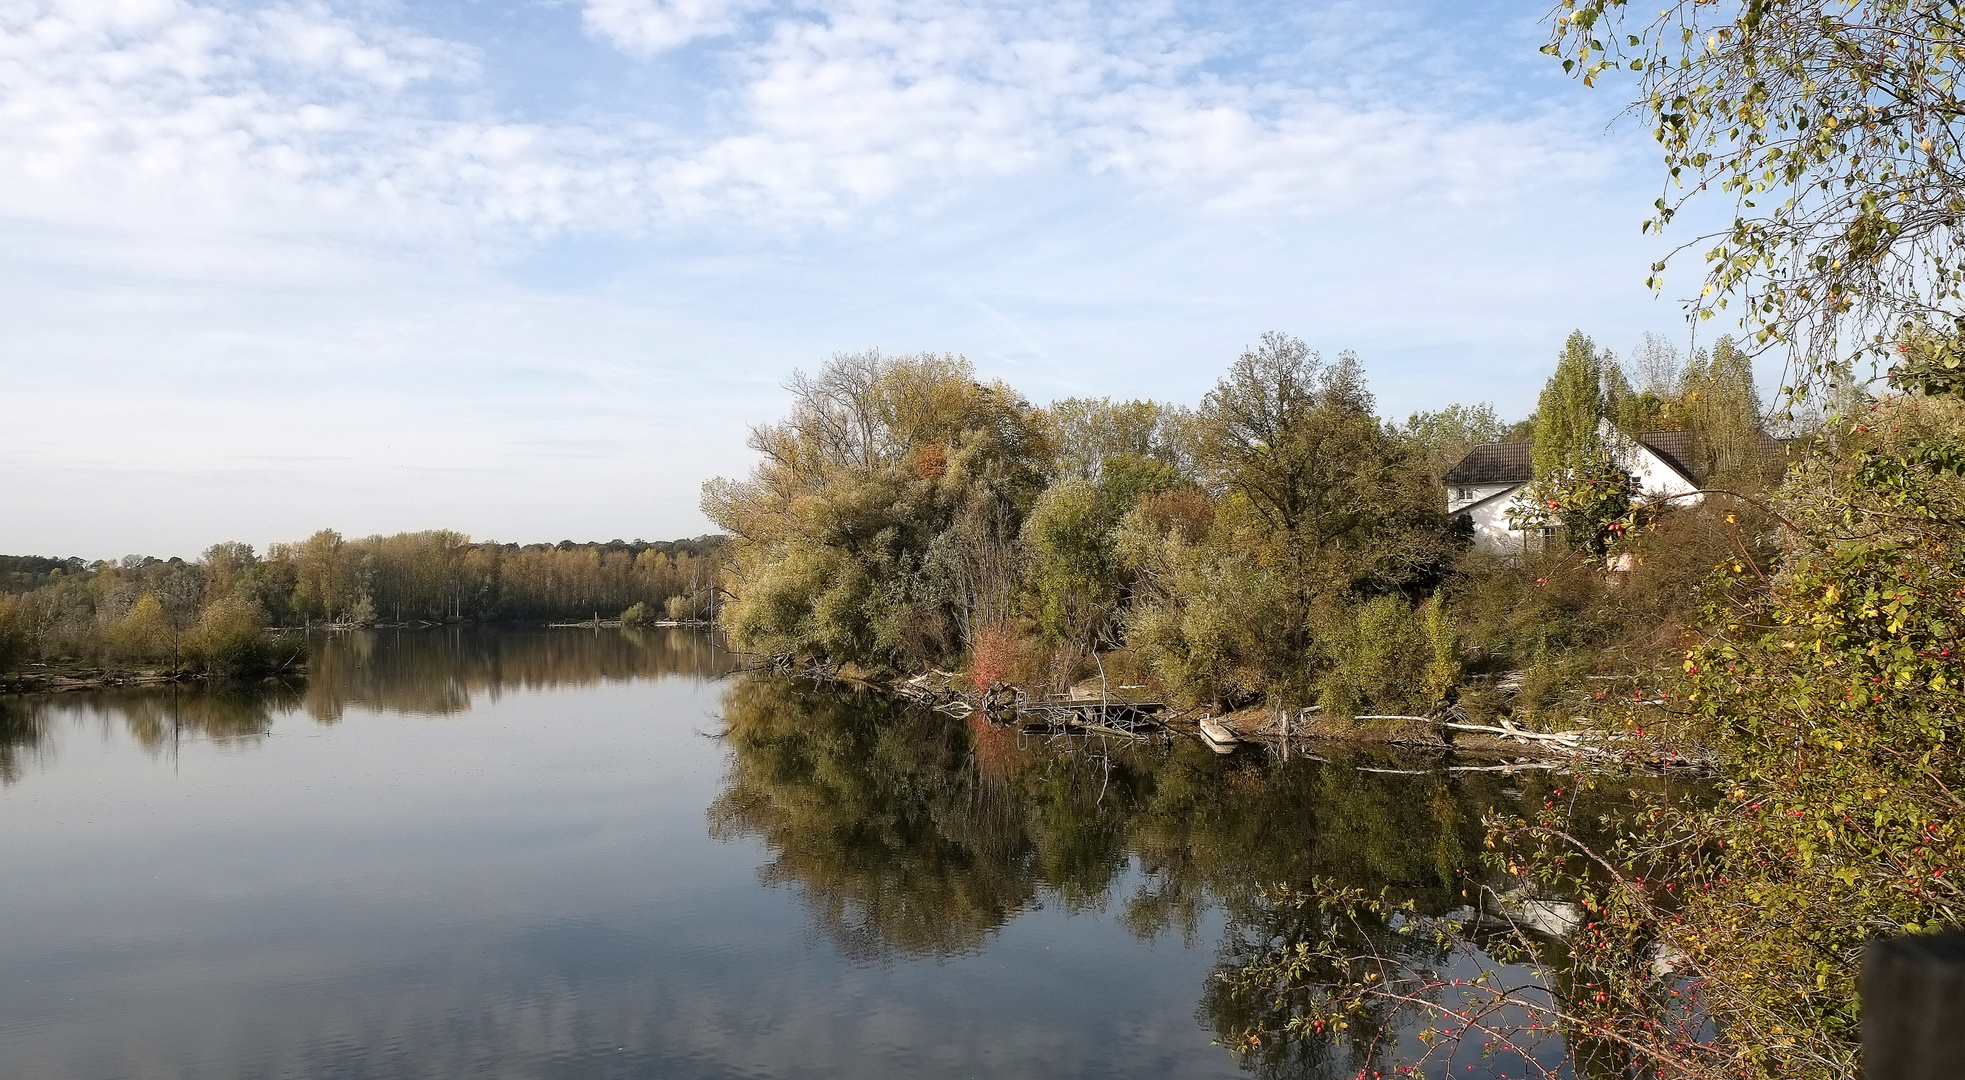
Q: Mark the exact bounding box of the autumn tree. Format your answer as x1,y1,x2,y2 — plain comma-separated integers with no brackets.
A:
703,350,1051,671
1396,402,1508,481
1679,335,1770,484
1046,397,1188,480
1125,334,1452,710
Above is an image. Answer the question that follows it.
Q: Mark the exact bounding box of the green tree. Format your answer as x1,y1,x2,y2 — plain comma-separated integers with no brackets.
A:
703,351,1051,671
1515,331,1635,551
1531,331,1610,479
1129,334,1452,711
1680,335,1768,485
1397,402,1508,481
1022,480,1117,687
1318,594,1434,721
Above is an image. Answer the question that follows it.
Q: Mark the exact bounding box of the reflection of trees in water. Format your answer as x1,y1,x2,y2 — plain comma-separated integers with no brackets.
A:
0,696,48,784
1198,887,1440,1080
0,683,300,772
0,629,732,784
710,673,1579,1078
302,626,733,721
708,678,1044,960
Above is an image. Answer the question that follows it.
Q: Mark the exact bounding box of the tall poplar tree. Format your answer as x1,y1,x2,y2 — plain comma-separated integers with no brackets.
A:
1681,335,1767,486
1531,330,1608,480
1516,331,1633,551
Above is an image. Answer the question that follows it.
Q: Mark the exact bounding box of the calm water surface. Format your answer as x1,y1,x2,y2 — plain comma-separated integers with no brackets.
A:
0,628,1619,1079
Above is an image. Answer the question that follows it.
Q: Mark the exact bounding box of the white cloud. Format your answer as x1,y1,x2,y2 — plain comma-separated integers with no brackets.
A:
582,0,770,54
0,0,487,240
642,0,1600,221
1083,89,1596,211
0,0,1607,255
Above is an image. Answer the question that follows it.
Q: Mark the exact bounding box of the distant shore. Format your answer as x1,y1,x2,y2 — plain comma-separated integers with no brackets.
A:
1,661,307,695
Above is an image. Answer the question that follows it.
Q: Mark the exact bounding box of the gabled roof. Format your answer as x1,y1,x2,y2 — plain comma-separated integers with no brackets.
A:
1443,430,1791,489
1629,430,1791,485
1442,442,1532,486
1633,430,1697,481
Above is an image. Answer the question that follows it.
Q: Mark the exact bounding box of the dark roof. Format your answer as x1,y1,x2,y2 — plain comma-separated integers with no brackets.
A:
1442,430,1793,488
1635,430,1699,482
1442,441,1532,485
1632,430,1791,484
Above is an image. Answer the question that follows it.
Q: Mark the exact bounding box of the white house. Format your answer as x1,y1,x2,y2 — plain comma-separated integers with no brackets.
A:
1442,421,1707,554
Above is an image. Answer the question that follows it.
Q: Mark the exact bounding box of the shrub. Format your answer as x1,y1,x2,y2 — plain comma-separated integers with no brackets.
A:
967,624,1017,688
621,601,654,627
1418,597,1460,704
185,596,275,674
106,594,173,663
1318,595,1431,722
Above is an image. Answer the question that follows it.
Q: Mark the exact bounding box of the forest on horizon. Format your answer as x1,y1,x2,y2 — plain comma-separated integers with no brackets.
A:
0,532,726,675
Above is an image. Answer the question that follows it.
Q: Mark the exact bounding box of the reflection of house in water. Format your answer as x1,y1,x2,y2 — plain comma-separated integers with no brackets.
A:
1443,422,1785,554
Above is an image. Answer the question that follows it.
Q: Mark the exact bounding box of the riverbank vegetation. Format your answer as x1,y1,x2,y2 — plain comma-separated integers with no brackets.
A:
1207,1,1965,1077
704,335,1772,726
0,534,724,683
702,331,1965,1074
696,242,1965,1080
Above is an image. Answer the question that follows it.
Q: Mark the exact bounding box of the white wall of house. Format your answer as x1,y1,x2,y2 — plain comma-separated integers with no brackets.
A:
1448,427,1703,555
1602,424,1703,506
1449,483,1533,554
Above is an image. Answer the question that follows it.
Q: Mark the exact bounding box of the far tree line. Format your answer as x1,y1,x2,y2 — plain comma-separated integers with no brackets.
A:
0,534,725,675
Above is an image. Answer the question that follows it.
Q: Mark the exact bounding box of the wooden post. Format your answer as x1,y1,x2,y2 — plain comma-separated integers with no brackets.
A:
1864,932,1965,1080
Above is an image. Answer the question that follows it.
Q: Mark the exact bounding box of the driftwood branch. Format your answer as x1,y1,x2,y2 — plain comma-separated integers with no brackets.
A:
1442,720,1594,746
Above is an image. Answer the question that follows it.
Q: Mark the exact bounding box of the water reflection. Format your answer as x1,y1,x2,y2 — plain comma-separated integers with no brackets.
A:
0,632,1673,1080
0,695,45,784
301,625,733,721
711,675,1665,1079
0,627,733,785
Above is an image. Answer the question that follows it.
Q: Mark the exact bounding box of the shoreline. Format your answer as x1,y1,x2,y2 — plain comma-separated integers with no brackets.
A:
1,663,307,695
792,662,1712,774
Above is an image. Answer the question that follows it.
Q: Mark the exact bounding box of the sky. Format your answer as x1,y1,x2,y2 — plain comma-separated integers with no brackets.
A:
0,0,1705,559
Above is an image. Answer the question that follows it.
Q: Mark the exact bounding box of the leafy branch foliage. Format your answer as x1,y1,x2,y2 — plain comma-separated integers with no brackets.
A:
1548,0,1965,379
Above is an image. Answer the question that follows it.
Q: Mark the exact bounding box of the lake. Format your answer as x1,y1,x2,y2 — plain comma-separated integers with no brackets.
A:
0,627,1635,1079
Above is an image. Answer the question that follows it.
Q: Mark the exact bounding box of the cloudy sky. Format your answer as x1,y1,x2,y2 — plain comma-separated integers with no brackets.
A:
1,0,1696,558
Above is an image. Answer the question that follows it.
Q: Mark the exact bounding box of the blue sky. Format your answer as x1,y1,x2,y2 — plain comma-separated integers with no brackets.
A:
1,0,1702,557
